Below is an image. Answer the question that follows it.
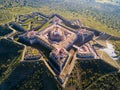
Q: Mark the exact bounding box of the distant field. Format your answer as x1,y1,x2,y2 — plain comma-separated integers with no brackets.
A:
96,0,113,3
96,0,120,5
0,6,120,37
0,39,24,84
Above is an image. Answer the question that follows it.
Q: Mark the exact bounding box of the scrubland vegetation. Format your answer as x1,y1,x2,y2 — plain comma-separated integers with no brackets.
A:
0,39,24,84
0,24,12,36
66,60,119,90
0,61,62,90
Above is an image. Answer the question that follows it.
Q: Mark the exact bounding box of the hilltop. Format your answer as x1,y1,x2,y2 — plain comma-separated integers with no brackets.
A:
0,11,120,90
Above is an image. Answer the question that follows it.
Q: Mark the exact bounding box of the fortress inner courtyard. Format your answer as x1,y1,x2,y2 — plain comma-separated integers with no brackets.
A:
37,24,77,49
